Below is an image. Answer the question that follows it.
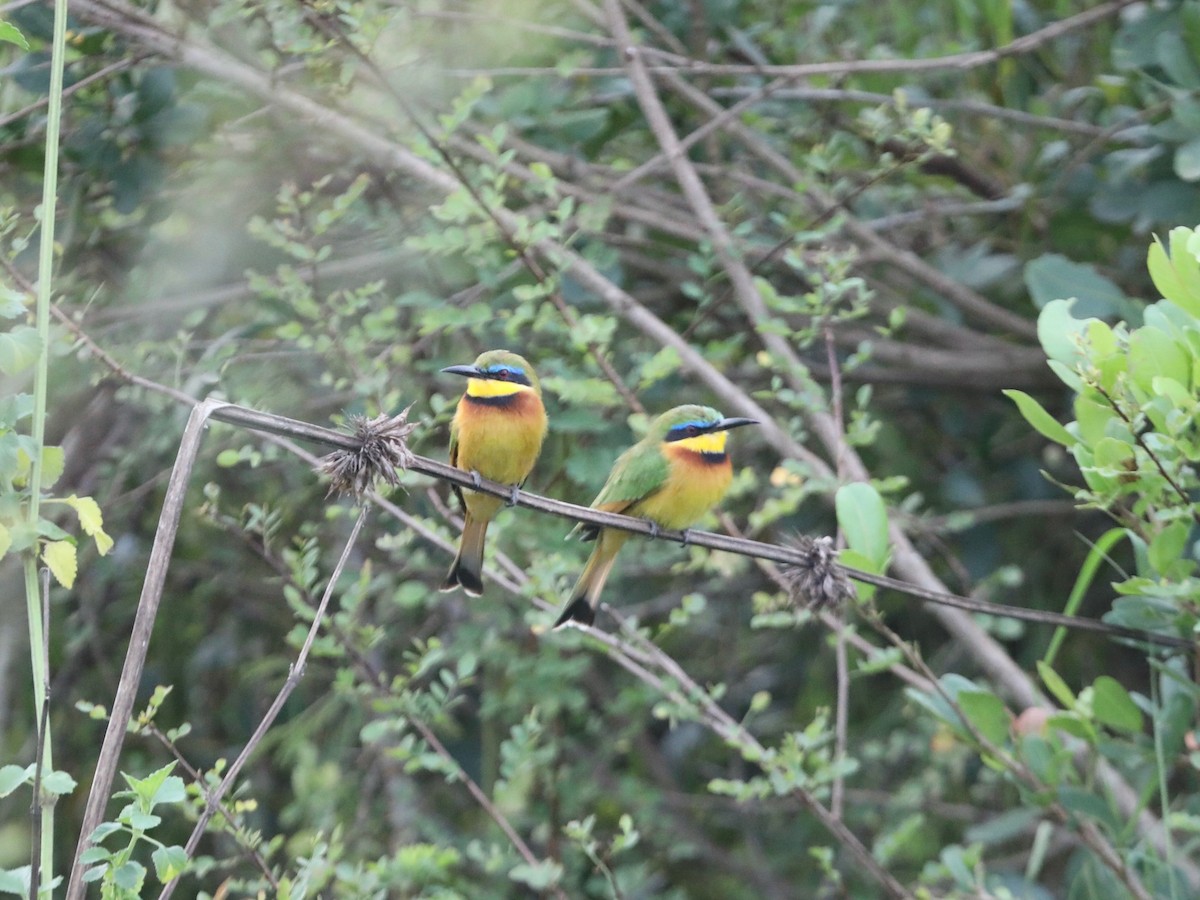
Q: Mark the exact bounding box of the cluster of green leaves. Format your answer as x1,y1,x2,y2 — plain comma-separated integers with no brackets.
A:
79,762,188,896
0,764,75,895
1007,225,1200,642
0,288,112,587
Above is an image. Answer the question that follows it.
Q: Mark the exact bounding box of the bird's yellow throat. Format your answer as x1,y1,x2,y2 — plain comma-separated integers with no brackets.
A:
673,430,728,454
466,377,527,399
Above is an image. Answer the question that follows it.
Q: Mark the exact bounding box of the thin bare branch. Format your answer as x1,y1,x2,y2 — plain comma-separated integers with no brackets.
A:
67,398,228,900
205,403,1188,651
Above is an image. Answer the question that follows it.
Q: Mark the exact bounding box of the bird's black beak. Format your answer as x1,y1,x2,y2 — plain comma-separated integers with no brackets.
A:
441,364,482,378
711,416,759,432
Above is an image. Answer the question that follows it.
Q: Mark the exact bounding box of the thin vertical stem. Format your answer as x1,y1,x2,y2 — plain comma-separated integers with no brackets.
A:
29,568,51,899
824,324,849,821
25,0,70,886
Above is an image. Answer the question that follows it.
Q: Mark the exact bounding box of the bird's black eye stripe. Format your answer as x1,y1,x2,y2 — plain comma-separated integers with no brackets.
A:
667,421,713,442
481,365,531,385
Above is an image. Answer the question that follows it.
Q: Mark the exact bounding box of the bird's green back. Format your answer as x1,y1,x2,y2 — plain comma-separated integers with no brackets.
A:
592,436,669,507
590,405,725,507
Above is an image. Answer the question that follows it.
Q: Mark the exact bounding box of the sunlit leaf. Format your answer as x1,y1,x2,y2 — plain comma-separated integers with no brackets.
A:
42,540,77,589
0,20,29,50
151,845,188,884
63,494,114,556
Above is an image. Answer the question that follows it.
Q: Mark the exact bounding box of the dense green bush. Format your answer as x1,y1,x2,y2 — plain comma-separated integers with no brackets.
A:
2,1,1199,897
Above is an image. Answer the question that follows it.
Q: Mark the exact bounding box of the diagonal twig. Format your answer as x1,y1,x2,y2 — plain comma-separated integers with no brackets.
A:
66,397,228,900
158,506,370,898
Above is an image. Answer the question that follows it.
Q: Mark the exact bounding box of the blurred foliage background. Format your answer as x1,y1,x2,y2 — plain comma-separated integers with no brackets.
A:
2,0,1200,896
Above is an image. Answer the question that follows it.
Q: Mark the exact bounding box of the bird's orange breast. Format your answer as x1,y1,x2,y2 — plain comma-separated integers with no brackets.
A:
632,444,733,530
454,390,547,486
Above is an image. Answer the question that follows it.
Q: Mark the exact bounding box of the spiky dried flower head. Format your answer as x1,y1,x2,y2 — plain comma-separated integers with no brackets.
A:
780,534,857,611
318,406,416,500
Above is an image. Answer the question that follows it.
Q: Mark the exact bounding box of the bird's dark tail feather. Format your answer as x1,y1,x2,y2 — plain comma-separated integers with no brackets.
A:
440,515,487,597
554,595,595,628
441,556,484,596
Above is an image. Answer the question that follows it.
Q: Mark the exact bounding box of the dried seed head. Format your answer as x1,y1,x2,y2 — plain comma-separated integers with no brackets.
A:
318,406,416,500
780,534,856,611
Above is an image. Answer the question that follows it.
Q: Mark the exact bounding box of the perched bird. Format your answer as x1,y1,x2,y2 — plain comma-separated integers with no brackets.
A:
554,405,758,627
440,350,548,596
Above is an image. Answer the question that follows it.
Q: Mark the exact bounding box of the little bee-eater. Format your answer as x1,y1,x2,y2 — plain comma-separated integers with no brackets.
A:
440,350,548,596
554,404,757,626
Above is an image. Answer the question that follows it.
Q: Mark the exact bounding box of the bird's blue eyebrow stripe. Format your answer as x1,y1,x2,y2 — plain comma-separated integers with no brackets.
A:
668,419,715,434
484,364,525,376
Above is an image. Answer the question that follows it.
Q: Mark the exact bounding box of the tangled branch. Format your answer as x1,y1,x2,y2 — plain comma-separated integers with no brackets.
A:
217,401,1188,652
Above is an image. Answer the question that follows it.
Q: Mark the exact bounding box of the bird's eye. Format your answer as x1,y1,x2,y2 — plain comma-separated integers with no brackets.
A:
496,369,510,380
686,425,699,436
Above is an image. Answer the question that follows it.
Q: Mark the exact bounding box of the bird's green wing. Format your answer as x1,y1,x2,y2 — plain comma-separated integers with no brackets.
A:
574,440,668,541
448,414,464,510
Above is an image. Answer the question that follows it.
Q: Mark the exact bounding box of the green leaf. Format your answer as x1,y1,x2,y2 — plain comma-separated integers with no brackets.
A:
836,549,877,601
1046,712,1095,743
63,494,114,556
0,20,29,50
1091,676,1144,733
965,808,1040,846
127,811,161,830
78,846,111,866
1148,230,1200,317
1036,299,1092,389
1024,253,1125,317
1128,326,1190,395
1091,436,1135,473
0,325,41,375
957,690,1010,746
1042,527,1126,668
0,392,32,428
151,845,188,884
0,764,33,798
1073,394,1114,446
89,821,122,843
1002,390,1075,447
42,540,76,589
835,482,889,571
0,285,27,318
1056,786,1121,834
1175,137,1200,182
153,775,186,805
41,769,77,796
1037,661,1076,709
0,866,30,895
1148,521,1189,577
39,446,64,489
121,763,176,811
508,859,563,891
112,860,146,892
